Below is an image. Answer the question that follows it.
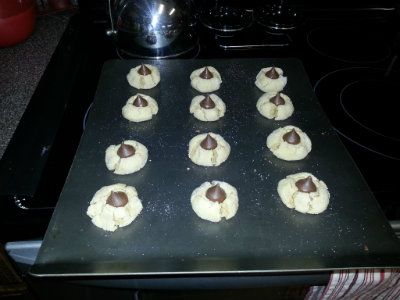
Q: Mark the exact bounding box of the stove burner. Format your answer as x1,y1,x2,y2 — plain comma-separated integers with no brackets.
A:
200,7,253,33
314,67,400,160
255,4,300,32
307,26,391,63
340,79,400,142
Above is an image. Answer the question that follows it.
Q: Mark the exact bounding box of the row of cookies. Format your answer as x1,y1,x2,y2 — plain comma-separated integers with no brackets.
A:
186,67,234,223
255,67,330,217
87,169,329,232
87,64,159,231
86,63,329,232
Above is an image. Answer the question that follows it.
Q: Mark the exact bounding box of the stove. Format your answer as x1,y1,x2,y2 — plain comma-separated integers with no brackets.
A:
1,3,400,242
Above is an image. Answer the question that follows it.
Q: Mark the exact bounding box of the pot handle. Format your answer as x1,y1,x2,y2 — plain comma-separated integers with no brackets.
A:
106,0,117,37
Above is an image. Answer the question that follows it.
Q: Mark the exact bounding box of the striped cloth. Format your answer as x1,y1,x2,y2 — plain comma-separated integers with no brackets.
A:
306,269,400,300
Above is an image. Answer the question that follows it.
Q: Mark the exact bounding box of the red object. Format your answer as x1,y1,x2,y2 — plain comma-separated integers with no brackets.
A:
0,0,36,48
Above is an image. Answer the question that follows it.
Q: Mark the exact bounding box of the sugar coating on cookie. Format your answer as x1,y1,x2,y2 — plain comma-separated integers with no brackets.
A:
191,181,239,222
256,92,294,120
122,94,158,122
190,66,222,93
188,132,230,166
255,67,287,93
87,183,143,231
267,125,311,161
189,94,226,121
277,172,330,214
127,64,160,89
105,140,148,175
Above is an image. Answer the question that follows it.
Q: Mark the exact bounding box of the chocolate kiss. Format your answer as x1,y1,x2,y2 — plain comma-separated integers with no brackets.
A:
117,142,135,158
265,67,280,79
269,93,285,106
200,134,218,150
283,129,301,145
106,191,129,207
199,67,214,79
206,184,227,203
133,95,148,107
295,176,317,193
137,64,151,75
200,95,216,109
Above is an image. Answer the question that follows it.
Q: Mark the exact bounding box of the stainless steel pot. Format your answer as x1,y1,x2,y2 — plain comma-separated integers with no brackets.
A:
107,0,198,58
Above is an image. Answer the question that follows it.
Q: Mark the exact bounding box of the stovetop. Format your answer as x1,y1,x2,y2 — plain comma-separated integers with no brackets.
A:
1,6,399,242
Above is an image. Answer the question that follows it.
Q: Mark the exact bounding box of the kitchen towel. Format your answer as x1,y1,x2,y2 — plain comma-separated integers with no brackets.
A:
306,269,400,300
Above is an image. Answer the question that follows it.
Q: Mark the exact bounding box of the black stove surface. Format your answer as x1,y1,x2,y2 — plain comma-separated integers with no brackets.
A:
307,25,392,64
1,6,400,242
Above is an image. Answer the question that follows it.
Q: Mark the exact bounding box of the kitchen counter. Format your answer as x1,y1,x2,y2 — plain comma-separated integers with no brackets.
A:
0,12,72,159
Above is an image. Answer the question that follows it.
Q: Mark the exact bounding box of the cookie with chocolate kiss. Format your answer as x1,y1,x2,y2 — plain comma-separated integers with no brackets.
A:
255,66,287,93
190,66,222,93
105,140,148,175
191,181,239,222
190,94,226,122
277,173,330,214
188,133,231,166
87,183,143,231
266,126,312,161
127,64,160,89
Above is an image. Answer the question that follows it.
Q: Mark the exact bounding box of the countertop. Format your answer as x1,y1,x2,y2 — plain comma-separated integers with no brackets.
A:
0,13,71,159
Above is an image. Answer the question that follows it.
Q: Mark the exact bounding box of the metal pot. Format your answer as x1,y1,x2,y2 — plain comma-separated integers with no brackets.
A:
107,0,198,58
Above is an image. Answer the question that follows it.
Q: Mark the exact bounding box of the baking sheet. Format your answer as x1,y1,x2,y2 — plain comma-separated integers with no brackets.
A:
31,58,400,277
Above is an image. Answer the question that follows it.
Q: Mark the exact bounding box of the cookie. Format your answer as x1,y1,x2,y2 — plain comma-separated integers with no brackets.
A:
87,184,143,231
255,67,287,93
188,132,230,166
190,66,222,93
191,181,239,222
122,93,158,122
127,64,160,89
256,92,294,121
105,140,148,175
189,94,226,122
277,172,330,214
267,125,311,161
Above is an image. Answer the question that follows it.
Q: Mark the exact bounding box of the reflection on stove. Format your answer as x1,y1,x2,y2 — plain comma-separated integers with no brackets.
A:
115,42,201,59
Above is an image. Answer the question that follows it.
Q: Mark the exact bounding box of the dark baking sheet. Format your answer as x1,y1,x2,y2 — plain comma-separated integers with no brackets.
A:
31,59,400,277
